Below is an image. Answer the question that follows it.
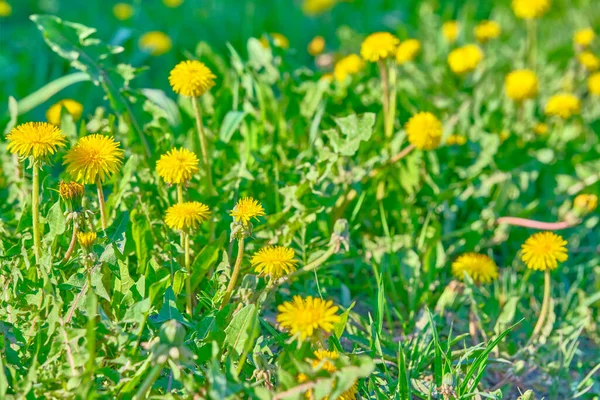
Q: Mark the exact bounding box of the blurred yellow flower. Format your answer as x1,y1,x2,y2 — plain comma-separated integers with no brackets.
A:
276,296,340,340
302,0,337,16
574,28,595,48
261,33,289,49
578,51,600,71
169,60,216,97
139,31,172,56
574,194,598,213
512,0,550,19
7,122,66,161
163,0,183,7
230,197,265,226
308,36,326,56
474,20,501,43
156,148,199,185
442,21,459,43
251,246,297,279
521,232,567,271
360,32,399,62
405,112,443,150
301,349,359,400
113,3,133,20
63,134,124,184
499,130,510,142
446,134,467,146
452,253,498,284
333,54,364,82
395,39,421,64
544,93,580,119
165,201,211,231
46,99,84,125
588,72,600,95
77,232,97,249
533,123,548,135
505,69,538,101
0,1,11,17
448,44,483,74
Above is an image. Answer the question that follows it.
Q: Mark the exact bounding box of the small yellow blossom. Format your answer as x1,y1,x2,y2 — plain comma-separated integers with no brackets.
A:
405,112,443,150
169,60,216,97
521,232,567,271
63,134,124,184
588,72,600,95
165,202,211,231
139,31,172,56
446,134,467,146
442,21,460,43
163,0,183,7
512,0,551,19
578,51,600,71
0,1,11,17
261,33,290,49
113,3,134,20
574,194,598,214
360,32,400,62
77,232,97,249
156,148,200,185
251,246,298,279
474,20,501,43
230,197,265,227
6,122,67,162
333,54,364,82
574,28,595,48
277,296,340,340
533,123,548,135
452,253,499,284
448,44,483,74
505,69,538,101
46,99,84,126
308,36,326,56
544,93,580,119
302,0,337,16
395,39,421,64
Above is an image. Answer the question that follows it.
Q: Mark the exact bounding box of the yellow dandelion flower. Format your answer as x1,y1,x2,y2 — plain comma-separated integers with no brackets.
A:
533,123,548,135
6,122,67,161
46,99,84,126
298,350,359,400
261,33,290,49
169,60,216,98
405,112,443,150
446,134,467,146
139,31,172,56
276,296,340,340
164,201,211,231
113,3,134,21
521,232,568,271
333,54,365,82
156,148,199,185
505,69,538,101
230,197,265,226
395,39,421,65
63,134,124,184
544,93,580,119
442,21,459,43
163,0,183,7
588,72,600,95
578,51,600,71
452,253,499,284
512,0,551,19
302,0,337,16
574,194,598,213
59,181,85,202
474,20,501,43
77,232,97,249
360,32,400,62
251,246,297,279
574,28,595,48
308,36,326,56
448,44,483,74
0,1,11,17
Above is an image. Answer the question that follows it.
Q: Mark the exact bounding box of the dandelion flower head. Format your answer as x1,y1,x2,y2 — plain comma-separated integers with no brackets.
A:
544,93,580,119
139,31,172,56
334,54,365,82
230,197,265,226
578,51,600,71
448,44,483,74
360,32,400,62
588,72,600,95
512,0,551,19
505,69,538,101
113,3,134,20
474,20,501,43
442,21,460,43
405,112,443,150
302,0,337,16
63,134,124,184
7,122,67,161
46,99,84,126
574,28,595,48
77,232,97,249
574,194,598,213
452,253,499,284
251,246,298,279
521,232,568,271
165,201,211,231
395,39,421,64
156,148,199,185
308,36,326,56
277,296,340,340
169,60,216,97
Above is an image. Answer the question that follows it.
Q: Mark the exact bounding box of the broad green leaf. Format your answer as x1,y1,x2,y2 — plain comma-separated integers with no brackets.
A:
219,111,247,143
324,113,375,156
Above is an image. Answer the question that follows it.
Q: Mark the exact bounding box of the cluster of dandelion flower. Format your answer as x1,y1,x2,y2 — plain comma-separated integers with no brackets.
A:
448,44,483,75
505,69,539,102
276,295,341,341
405,112,443,150
452,253,499,284
229,197,266,240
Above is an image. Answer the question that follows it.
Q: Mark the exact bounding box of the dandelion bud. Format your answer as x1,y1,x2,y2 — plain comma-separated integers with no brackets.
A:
77,231,97,250
59,181,85,210
573,194,598,215
518,390,535,400
159,319,186,347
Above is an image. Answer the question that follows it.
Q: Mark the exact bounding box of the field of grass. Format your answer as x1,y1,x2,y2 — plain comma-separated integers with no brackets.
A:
0,0,599,399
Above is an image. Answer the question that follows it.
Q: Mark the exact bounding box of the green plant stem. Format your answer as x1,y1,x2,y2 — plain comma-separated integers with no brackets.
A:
96,179,108,231
184,232,193,315
297,245,337,275
62,222,78,263
32,163,42,265
527,19,537,68
191,96,214,196
377,60,390,137
84,262,97,395
133,364,164,400
531,270,552,341
221,237,245,309
177,184,184,204
386,62,398,139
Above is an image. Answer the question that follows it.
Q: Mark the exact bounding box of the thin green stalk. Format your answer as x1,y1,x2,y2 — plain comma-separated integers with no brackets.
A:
96,179,108,231
133,364,164,400
377,60,390,137
62,222,78,263
32,163,41,264
386,62,398,139
527,19,537,68
184,232,193,315
191,96,214,196
177,184,184,204
84,262,97,396
299,245,336,274
221,237,245,309
530,270,552,341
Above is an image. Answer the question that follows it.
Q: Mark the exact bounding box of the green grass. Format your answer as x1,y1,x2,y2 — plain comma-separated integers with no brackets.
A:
0,0,600,399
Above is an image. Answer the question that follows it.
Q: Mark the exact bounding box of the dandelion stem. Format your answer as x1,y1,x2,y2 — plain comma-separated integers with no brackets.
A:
62,222,78,263
221,237,245,309
133,364,164,400
530,270,552,341
526,19,537,68
184,232,193,315
377,60,390,137
32,163,42,265
496,216,574,230
96,179,108,231
386,63,398,139
191,96,214,196
177,184,184,204
298,245,337,275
